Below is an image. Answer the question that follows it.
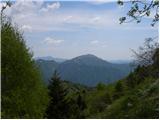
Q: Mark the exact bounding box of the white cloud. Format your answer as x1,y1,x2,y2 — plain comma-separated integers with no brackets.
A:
3,0,156,34
91,16,101,22
21,25,32,32
90,40,99,44
43,37,64,45
40,2,60,12
2,0,122,33
47,2,60,9
63,15,73,22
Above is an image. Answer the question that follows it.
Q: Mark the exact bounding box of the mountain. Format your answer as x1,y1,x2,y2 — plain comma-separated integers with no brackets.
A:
35,56,67,63
35,56,54,61
53,57,67,63
35,54,133,86
56,54,133,86
36,59,59,83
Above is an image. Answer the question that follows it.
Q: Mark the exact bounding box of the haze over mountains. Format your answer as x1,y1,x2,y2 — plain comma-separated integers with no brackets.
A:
35,56,67,63
36,54,133,86
35,56,132,64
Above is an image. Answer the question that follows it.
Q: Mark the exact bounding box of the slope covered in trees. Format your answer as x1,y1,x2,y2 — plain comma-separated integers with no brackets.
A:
36,59,59,83
44,54,158,118
1,1,158,119
36,54,133,86
1,14,158,119
44,38,159,119
1,14,49,118
85,56,159,118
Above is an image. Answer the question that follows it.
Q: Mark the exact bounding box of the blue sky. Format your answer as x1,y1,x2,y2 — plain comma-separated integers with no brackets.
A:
2,0,158,60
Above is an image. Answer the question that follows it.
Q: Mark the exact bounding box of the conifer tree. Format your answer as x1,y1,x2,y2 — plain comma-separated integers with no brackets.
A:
46,71,69,118
113,81,124,99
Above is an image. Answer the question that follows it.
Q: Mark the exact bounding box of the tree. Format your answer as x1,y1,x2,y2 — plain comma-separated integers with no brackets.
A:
131,38,158,67
117,0,159,67
77,93,87,111
113,80,124,99
115,81,123,92
151,48,159,78
96,82,106,91
103,91,112,104
45,71,69,118
118,0,159,26
1,12,49,118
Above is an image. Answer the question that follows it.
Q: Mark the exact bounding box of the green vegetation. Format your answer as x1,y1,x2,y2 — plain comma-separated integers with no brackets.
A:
1,15,49,118
45,71,69,118
44,40,159,118
44,52,158,118
2,20,158,118
1,1,158,119
85,64,158,118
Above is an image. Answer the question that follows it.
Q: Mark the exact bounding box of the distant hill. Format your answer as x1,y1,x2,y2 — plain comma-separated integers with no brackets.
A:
36,59,59,83
57,54,133,86
35,56,67,63
36,54,133,86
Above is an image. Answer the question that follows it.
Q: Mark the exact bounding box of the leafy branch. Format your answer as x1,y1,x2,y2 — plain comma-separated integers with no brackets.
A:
118,0,159,26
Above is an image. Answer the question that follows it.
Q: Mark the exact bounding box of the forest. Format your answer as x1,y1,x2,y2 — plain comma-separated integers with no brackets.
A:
1,0,159,119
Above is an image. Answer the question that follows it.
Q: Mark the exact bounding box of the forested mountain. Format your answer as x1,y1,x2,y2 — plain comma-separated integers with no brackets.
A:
2,0,158,119
36,54,133,86
84,49,159,118
44,48,159,118
36,59,59,83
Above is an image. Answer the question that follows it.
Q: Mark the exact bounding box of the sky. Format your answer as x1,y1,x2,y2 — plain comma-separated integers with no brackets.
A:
1,0,159,60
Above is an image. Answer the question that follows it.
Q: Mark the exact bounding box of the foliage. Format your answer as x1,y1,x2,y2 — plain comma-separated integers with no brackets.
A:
113,80,124,99
131,38,159,66
118,0,159,26
96,82,106,90
1,1,158,119
1,15,49,118
84,48,158,118
45,71,88,118
45,71,70,118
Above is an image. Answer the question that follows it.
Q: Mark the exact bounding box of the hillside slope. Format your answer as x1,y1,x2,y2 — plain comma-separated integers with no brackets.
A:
36,54,133,86
57,54,133,86
36,59,59,83
84,50,159,118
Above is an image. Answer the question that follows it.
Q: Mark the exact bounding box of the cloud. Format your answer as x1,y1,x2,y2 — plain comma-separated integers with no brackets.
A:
40,2,60,12
3,0,157,34
21,25,32,32
43,37,64,45
3,0,118,32
90,40,99,44
63,15,73,22
47,2,60,9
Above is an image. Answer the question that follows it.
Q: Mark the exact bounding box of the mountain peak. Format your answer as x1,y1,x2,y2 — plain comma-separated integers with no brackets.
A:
73,54,99,60
69,54,110,67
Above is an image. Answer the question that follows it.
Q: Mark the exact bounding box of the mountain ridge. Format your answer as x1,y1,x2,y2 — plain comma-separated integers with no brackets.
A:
35,56,67,63
36,54,133,86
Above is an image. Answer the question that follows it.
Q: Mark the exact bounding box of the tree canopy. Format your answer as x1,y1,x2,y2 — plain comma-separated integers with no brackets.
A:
1,9,49,118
